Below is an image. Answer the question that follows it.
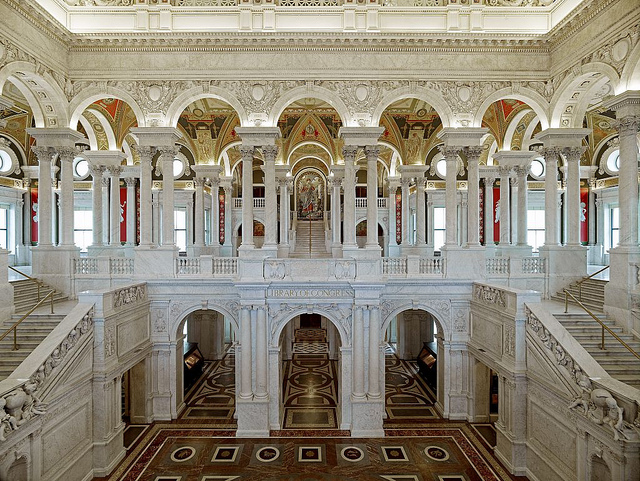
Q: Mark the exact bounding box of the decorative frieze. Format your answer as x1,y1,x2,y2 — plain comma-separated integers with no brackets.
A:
473,284,506,308
113,284,146,309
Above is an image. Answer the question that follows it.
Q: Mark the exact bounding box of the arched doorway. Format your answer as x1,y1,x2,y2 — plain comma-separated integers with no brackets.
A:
269,312,345,431
176,308,237,424
383,308,445,424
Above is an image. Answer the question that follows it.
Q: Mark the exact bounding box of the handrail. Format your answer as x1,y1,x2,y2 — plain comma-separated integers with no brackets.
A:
563,289,640,360
0,290,55,350
575,265,609,302
8,266,42,301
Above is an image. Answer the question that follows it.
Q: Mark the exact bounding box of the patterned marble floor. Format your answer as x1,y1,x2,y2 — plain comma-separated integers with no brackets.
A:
179,349,237,426
101,424,527,481
384,351,441,425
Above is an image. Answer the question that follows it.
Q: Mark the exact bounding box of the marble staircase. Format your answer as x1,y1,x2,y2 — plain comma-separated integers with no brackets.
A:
11,278,69,313
549,278,640,389
0,278,74,381
291,220,330,258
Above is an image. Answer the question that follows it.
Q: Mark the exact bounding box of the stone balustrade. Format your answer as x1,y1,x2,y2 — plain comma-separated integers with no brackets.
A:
486,257,510,276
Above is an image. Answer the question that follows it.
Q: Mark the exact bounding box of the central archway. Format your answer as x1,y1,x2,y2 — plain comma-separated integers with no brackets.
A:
269,307,351,432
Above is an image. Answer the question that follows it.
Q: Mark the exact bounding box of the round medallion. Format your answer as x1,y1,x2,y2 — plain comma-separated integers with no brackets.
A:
256,446,280,462
170,446,196,462
193,108,204,117
341,446,364,462
424,446,449,461
355,84,369,102
612,38,630,62
457,86,471,102
252,85,265,101
148,86,162,102
416,108,427,118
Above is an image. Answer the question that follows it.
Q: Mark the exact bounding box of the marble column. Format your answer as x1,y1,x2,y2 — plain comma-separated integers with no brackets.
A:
427,196,434,248
588,180,596,247
596,197,605,249
90,165,104,247
101,176,109,245
615,116,640,246
400,177,411,246
514,166,529,246
263,145,278,250
32,147,53,247
108,166,122,247
22,177,31,250
542,147,561,246
278,177,292,252
194,177,205,248
416,177,427,247
223,183,233,250
186,197,194,248
484,176,495,246
210,179,220,248
135,146,154,247
125,177,136,246
57,147,76,246
464,146,483,246
564,147,585,247
498,166,511,246
255,306,268,399
460,195,468,246
510,177,517,244
342,146,358,248
240,146,255,249
441,146,459,246
352,306,365,399
329,176,342,249
365,145,379,249
387,178,400,250
368,305,381,398
152,195,160,246
240,306,252,399
159,147,177,246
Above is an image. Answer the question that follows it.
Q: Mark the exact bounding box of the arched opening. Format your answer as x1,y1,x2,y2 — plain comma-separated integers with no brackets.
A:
273,313,344,430
6,456,28,481
277,97,342,258
383,308,444,424
590,455,612,481
121,358,150,451
176,308,237,425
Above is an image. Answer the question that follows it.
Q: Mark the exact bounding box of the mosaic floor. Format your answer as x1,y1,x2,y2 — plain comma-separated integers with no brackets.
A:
179,349,237,425
102,424,526,481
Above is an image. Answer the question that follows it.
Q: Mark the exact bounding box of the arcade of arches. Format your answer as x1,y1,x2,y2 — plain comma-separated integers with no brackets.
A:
0,0,640,480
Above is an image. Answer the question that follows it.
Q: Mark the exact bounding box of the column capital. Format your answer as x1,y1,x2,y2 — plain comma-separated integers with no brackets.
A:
157,145,180,162
32,146,54,163
342,145,359,162
562,146,587,162
539,146,563,162
387,176,401,190
192,164,222,182
56,146,79,163
416,177,428,188
107,165,123,177
462,145,484,162
262,144,279,162
239,145,255,162
438,145,460,160
89,165,105,177
364,145,380,161
193,177,205,188
513,165,530,178
400,177,413,187
497,165,512,177
124,177,137,187
602,90,640,119
613,115,640,135
327,177,342,190
132,145,156,161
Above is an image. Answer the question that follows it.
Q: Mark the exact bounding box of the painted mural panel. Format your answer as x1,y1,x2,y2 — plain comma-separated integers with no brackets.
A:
296,170,324,220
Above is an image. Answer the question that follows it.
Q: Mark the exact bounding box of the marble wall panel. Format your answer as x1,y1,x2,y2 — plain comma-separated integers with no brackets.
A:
41,403,91,476
117,315,150,358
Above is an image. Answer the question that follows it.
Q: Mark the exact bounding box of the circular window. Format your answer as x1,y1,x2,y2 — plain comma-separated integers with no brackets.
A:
606,149,620,173
0,151,11,173
74,158,89,178
173,158,184,178
436,159,447,177
530,158,545,178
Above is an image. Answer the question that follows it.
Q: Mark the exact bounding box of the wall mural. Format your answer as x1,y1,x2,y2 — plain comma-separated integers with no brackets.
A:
296,169,325,220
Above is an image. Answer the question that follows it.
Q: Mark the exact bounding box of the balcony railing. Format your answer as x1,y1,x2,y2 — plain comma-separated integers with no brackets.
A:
486,257,510,276
522,257,545,275
176,256,238,277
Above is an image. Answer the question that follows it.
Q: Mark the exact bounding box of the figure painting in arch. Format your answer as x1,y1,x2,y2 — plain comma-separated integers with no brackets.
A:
296,170,325,220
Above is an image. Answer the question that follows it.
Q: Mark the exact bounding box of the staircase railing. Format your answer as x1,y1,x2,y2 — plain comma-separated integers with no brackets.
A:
563,289,639,359
575,265,609,302
0,290,54,350
8,266,44,301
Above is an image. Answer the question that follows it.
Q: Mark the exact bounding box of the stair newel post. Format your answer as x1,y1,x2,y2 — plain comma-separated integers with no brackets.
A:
564,290,568,314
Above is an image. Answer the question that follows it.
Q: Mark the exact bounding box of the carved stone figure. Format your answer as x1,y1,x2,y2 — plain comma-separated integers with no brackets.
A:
0,398,17,442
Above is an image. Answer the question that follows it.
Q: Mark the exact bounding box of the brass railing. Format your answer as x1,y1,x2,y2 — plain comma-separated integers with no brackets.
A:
575,265,609,302
0,290,55,351
9,266,44,301
563,289,639,359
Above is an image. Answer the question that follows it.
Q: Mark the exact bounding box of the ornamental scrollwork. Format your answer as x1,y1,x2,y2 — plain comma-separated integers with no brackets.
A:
473,284,506,308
